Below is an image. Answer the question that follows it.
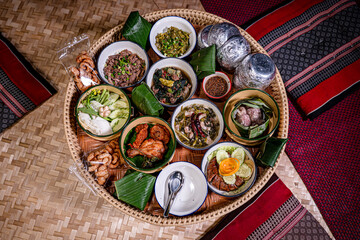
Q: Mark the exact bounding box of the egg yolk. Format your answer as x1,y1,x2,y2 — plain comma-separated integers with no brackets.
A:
219,158,240,176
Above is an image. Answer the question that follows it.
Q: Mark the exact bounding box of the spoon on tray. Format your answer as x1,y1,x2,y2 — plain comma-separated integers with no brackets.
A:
163,171,184,217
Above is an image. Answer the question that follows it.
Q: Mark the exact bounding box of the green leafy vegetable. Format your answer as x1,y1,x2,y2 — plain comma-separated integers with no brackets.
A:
98,89,110,104
115,171,156,210
189,45,216,79
122,11,152,50
131,83,164,116
77,106,99,118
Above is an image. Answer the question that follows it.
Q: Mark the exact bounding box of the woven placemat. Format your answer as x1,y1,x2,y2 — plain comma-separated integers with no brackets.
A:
0,0,333,239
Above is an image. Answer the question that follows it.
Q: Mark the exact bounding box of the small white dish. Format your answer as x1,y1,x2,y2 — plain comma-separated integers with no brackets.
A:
155,162,208,216
96,41,149,87
149,16,196,59
171,98,224,151
202,71,232,100
201,141,257,197
145,58,197,108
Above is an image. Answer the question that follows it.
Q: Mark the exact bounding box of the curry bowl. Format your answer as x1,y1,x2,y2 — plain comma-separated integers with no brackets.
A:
119,116,176,173
223,88,280,146
145,58,197,108
201,141,257,197
171,98,224,151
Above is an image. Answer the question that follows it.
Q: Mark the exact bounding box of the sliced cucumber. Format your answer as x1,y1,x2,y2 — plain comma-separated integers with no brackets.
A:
216,150,230,164
231,148,245,165
222,174,236,185
207,146,238,161
109,99,128,111
111,118,127,132
235,163,252,178
108,108,129,119
103,93,120,106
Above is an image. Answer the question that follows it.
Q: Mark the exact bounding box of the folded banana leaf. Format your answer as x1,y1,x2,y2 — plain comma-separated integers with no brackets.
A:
189,45,216,79
122,11,152,50
115,171,156,210
231,97,272,139
256,137,288,167
131,83,164,116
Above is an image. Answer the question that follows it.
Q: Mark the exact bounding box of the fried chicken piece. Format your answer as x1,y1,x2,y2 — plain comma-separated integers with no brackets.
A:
150,124,170,144
127,139,166,160
130,124,148,149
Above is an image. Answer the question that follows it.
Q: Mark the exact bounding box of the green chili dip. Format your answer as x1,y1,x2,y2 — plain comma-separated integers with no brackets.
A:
155,27,190,57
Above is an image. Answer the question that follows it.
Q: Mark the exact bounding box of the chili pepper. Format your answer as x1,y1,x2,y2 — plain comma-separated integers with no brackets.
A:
191,113,198,136
195,113,206,138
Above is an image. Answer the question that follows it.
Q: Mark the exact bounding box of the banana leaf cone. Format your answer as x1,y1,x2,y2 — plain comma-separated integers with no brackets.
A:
122,11,152,50
256,137,288,167
131,83,164,116
189,45,216,79
231,97,273,139
115,171,156,211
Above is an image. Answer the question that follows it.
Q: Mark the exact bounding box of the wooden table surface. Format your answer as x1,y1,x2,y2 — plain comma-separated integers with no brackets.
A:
0,0,333,239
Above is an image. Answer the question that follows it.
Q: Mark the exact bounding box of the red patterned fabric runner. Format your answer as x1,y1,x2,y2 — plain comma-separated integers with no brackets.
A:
201,175,330,240
246,0,360,118
0,34,57,133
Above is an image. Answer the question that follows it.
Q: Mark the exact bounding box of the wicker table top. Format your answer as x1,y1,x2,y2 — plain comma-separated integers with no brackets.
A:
0,0,333,239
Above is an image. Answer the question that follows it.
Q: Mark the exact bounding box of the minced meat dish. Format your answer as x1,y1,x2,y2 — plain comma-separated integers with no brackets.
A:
103,50,146,87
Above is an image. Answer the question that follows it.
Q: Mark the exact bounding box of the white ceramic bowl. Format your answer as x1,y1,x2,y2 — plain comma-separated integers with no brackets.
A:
202,71,232,100
96,41,149,87
145,58,197,107
155,162,208,216
201,141,257,197
171,98,224,150
149,16,196,59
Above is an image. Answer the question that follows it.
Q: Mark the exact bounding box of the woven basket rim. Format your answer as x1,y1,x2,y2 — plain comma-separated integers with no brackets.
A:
63,8,289,226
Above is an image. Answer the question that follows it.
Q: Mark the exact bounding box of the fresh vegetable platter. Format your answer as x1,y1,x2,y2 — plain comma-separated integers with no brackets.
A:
64,9,288,225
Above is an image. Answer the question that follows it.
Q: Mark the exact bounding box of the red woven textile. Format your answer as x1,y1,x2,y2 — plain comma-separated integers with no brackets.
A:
201,0,360,239
0,34,56,133
286,88,360,239
201,175,330,239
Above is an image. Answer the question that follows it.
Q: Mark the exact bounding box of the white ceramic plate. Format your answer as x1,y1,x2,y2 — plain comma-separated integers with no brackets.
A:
201,141,257,197
149,16,196,58
96,41,149,87
171,98,225,150
145,58,197,107
155,162,208,216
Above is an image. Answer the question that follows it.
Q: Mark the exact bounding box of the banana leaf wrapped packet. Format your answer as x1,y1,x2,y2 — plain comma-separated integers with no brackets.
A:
231,97,273,139
131,83,164,116
256,137,288,167
189,45,216,79
115,171,156,211
122,11,152,50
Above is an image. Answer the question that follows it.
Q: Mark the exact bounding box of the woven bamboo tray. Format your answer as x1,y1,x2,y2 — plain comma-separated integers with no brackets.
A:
64,9,289,226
